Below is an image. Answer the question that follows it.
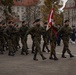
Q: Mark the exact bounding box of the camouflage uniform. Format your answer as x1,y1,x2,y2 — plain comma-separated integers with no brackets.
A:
2,25,7,51
4,25,18,56
19,25,29,55
58,25,74,58
30,32,35,53
0,26,5,54
42,26,50,52
25,24,46,61
48,25,58,60
14,25,20,49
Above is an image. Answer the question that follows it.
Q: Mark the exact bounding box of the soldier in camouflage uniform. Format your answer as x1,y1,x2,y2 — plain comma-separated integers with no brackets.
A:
42,22,50,52
19,21,29,55
1,22,6,51
0,22,5,54
15,24,20,49
30,22,36,54
48,20,58,60
25,19,46,61
58,20,74,58
2,22,8,51
4,21,18,56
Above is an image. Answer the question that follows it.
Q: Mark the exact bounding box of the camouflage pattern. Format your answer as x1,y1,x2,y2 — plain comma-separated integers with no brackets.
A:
19,25,29,55
25,24,46,60
42,26,50,52
4,25,18,56
0,26,5,54
48,25,58,60
59,25,74,57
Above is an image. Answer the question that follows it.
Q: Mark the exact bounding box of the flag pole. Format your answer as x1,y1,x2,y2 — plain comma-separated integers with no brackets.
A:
50,3,54,56
49,2,57,56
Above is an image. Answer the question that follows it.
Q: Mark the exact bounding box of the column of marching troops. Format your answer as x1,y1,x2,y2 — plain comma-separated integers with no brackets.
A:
0,19,75,61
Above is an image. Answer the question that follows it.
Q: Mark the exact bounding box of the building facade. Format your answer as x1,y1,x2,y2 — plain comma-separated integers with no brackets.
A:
64,0,76,26
0,0,76,26
0,0,40,26
12,0,40,26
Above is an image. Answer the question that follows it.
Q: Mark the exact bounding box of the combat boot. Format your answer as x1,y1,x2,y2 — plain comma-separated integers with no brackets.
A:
70,54,74,58
62,55,66,58
42,50,46,52
68,52,74,58
21,51,25,55
54,54,58,60
49,57,53,60
26,52,29,55
0,52,4,54
8,52,15,56
33,53,38,61
31,51,34,54
62,52,66,58
42,57,46,60
54,57,58,60
40,54,46,60
33,58,38,61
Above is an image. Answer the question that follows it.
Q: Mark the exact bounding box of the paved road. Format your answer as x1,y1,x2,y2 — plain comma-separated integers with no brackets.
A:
0,35,76,75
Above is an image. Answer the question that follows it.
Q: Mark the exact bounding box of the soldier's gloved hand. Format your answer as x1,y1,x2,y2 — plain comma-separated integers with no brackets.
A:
47,23,52,28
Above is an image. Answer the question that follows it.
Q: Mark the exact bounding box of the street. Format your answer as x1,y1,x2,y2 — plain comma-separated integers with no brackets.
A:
0,35,76,75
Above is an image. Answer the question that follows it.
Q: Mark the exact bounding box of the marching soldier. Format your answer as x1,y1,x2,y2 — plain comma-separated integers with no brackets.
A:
0,22,5,54
2,22,8,51
14,24,20,50
2,22,7,51
42,22,50,52
25,19,46,61
4,21,18,56
30,22,36,54
19,21,29,55
48,20,58,60
58,20,74,58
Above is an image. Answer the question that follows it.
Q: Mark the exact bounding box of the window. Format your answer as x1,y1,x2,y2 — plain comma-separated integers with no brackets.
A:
16,0,23,2
11,7,14,11
22,15,25,21
17,7,19,12
21,7,24,12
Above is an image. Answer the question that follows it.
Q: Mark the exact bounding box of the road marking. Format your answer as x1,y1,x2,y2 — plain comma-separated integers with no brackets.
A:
28,48,76,56
56,52,76,56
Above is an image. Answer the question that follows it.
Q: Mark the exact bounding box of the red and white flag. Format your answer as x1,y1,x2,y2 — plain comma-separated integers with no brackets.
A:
46,8,58,39
46,8,54,30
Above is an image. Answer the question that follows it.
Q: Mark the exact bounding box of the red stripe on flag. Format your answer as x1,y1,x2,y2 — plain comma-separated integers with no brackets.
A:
47,8,54,30
47,8,58,39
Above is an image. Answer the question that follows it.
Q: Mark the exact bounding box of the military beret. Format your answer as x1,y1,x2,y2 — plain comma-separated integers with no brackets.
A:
8,21,13,24
22,21,25,24
34,19,40,23
72,25,75,27
2,22,5,25
44,22,47,24
64,20,69,23
0,22,2,24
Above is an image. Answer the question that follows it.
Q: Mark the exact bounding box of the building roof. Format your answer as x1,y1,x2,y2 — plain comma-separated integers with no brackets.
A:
13,0,40,6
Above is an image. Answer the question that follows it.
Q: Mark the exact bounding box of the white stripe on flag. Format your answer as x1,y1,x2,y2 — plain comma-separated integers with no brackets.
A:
49,10,53,23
